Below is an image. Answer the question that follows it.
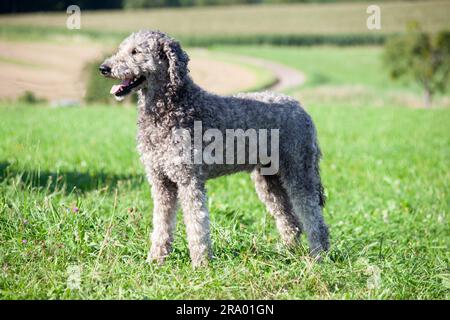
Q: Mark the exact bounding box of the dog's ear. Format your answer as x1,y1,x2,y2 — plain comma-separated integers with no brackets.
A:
161,38,189,92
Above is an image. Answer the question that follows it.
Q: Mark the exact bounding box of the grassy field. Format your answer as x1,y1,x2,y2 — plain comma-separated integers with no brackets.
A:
217,45,450,107
1,1,449,37
0,2,449,299
0,102,448,299
218,46,416,90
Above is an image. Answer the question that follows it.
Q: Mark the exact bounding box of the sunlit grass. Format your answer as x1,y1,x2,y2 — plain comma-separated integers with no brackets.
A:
216,45,450,107
1,1,449,37
0,103,448,299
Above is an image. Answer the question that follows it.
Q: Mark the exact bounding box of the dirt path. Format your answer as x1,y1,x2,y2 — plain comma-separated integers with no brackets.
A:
189,53,259,95
0,41,304,102
0,41,106,101
0,41,263,102
235,55,306,92
191,48,306,93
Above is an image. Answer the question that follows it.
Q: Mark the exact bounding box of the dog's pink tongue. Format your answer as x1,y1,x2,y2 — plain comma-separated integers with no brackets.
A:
110,84,122,94
110,79,131,94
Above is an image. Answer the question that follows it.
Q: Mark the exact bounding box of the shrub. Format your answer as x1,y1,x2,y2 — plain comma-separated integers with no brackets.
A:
383,22,450,107
17,91,46,104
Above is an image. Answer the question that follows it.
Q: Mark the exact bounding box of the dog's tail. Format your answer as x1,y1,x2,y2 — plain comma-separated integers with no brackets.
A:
313,132,326,208
315,146,326,208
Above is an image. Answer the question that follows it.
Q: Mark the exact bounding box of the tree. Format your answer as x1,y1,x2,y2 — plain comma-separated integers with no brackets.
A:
383,22,450,108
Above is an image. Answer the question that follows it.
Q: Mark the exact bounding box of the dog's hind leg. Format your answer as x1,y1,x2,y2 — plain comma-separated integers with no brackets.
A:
147,177,178,264
279,144,329,257
177,178,212,267
251,169,302,247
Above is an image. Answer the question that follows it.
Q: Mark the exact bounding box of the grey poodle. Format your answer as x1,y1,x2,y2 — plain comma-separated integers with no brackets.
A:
100,30,329,267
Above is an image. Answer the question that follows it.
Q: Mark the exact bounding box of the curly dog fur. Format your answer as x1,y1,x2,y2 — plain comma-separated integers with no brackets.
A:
101,30,329,267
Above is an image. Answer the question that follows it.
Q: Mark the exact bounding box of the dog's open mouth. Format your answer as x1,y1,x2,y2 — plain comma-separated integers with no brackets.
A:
110,76,146,98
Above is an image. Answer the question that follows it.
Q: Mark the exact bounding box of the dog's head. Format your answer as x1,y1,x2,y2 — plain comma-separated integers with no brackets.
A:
100,30,189,101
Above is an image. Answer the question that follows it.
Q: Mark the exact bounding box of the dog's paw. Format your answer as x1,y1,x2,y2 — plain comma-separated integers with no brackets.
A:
191,257,210,269
309,245,329,263
190,250,213,268
146,248,169,265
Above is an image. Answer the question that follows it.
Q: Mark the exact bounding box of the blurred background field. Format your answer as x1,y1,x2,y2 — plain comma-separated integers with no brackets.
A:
0,0,449,105
2,1,450,37
0,0,449,299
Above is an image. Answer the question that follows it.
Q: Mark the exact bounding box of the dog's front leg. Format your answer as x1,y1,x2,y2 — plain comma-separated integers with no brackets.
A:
178,179,212,267
147,177,178,264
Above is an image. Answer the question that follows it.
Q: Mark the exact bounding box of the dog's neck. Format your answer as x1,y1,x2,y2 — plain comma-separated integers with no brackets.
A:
137,75,202,128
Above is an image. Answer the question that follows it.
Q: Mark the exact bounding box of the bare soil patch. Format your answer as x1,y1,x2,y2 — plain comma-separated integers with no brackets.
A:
0,41,105,101
0,41,261,102
189,52,258,95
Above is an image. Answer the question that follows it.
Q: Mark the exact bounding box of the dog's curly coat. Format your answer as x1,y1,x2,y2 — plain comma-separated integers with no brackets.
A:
101,30,329,267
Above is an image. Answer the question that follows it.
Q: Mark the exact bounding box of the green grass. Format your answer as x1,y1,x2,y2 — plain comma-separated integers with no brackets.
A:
217,45,450,107
217,46,416,91
1,1,449,46
0,25,389,46
0,23,449,297
0,103,448,299
2,1,449,36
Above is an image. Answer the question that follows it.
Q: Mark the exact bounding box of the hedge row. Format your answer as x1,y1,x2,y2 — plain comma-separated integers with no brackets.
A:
178,33,387,46
1,25,389,46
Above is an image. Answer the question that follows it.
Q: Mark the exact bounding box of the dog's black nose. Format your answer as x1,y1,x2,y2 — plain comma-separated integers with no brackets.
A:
99,64,111,76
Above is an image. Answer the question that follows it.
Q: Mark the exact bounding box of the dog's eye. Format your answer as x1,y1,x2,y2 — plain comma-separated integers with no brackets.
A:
131,48,138,55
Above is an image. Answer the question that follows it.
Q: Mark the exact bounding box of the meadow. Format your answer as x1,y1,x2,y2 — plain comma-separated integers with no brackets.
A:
1,1,449,36
1,46,449,298
217,45,450,107
0,100,448,299
0,1,449,300
1,1,450,46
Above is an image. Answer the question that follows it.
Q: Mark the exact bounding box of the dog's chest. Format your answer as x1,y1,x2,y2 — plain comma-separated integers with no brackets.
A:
136,123,187,175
